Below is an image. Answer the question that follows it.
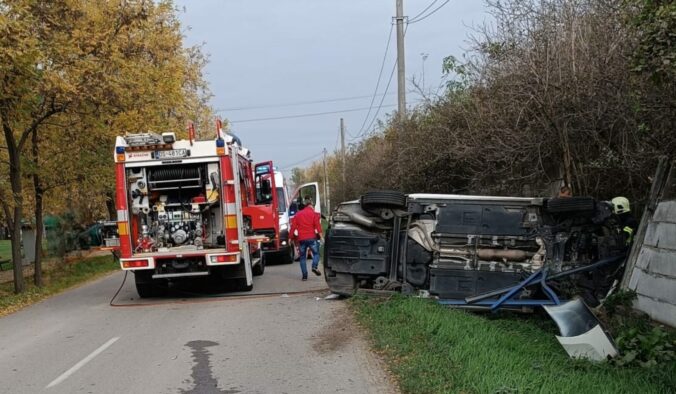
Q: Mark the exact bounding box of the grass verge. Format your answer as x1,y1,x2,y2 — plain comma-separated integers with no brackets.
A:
0,255,119,318
0,239,10,257
0,240,10,268
351,295,675,394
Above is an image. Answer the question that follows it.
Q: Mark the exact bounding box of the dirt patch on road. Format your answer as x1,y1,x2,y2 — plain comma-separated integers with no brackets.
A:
312,302,401,393
312,306,356,353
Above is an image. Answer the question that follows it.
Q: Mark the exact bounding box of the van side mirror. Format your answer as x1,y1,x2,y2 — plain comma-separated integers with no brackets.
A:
289,202,298,217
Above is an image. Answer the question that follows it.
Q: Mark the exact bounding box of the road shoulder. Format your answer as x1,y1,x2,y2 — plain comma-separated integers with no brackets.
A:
314,299,400,394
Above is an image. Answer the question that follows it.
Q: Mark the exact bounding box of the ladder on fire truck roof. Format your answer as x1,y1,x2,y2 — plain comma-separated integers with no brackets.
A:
124,133,164,146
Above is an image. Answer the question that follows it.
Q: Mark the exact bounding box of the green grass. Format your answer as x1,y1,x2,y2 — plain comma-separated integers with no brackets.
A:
351,296,675,394
0,240,12,270
0,255,119,317
0,239,10,259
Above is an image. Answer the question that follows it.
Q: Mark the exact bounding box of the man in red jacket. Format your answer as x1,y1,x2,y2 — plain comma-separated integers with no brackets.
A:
290,197,323,281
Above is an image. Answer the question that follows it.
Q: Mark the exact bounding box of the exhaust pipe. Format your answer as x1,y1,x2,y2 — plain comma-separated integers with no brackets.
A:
346,211,378,228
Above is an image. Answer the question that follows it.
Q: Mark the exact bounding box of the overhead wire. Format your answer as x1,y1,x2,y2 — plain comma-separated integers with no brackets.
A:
355,23,395,138
355,63,397,141
408,0,450,23
350,23,409,142
352,2,451,144
235,3,449,163
278,151,325,170
229,104,398,124
214,92,395,112
409,0,438,22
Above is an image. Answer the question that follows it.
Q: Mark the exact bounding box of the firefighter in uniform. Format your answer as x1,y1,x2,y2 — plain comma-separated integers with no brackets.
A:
611,196,638,245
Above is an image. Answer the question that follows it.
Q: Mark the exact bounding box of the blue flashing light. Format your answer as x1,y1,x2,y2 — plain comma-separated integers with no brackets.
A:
216,138,225,147
115,146,125,154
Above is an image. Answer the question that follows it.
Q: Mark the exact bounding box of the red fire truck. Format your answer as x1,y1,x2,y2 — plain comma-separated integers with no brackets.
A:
113,125,278,297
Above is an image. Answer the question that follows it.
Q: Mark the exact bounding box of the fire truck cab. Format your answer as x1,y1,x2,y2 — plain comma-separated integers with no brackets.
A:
113,129,275,297
253,169,296,264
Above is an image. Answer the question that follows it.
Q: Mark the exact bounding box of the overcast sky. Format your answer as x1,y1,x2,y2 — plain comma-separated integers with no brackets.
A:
175,0,490,177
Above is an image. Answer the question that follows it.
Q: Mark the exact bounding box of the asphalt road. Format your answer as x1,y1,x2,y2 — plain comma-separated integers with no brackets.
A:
0,262,396,394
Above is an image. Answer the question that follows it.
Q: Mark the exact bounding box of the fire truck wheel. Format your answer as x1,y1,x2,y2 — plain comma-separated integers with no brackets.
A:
135,282,154,298
281,245,294,264
253,258,265,276
135,280,167,298
134,272,166,298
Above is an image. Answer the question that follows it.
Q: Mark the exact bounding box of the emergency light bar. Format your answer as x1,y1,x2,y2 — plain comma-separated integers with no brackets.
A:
216,138,225,155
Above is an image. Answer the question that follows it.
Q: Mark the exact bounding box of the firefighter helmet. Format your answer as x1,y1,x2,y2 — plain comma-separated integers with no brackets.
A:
611,196,631,214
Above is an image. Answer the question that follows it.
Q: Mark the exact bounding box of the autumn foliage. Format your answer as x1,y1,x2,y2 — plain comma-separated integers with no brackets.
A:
0,0,211,292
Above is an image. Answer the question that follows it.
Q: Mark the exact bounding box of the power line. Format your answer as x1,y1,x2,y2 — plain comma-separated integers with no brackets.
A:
215,92,395,112
356,23,395,138
410,0,438,22
351,24,409,142
278,151,324,170
229,104,398,124
356,62,397,141
408,0,450,24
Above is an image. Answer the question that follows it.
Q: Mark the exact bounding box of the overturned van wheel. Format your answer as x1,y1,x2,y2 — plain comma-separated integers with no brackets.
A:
361,191,407,210
325,272,357,297
323,255,357,296
546,196,596,213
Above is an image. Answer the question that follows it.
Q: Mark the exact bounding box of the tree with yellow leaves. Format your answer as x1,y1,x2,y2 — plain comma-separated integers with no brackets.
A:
0,0,212,293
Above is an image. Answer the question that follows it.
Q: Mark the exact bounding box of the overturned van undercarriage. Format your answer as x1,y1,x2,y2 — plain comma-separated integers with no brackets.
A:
324,192,628,308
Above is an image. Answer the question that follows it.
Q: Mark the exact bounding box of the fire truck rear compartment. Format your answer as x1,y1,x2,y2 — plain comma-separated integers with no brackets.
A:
127,162,225,254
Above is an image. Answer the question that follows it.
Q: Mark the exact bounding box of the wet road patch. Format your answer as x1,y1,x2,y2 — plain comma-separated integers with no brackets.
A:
181,340,239,394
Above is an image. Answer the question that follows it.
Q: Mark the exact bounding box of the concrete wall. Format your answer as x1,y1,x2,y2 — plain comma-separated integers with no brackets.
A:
624,159,676,327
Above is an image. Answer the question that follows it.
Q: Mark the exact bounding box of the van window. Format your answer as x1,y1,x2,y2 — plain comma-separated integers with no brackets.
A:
276,187,287,213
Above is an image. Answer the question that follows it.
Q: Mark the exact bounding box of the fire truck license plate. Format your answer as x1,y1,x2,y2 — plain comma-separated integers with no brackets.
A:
155,149,188,159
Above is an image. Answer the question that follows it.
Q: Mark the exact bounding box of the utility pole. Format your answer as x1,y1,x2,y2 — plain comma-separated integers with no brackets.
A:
395,0,406,119
323,148,331,214
394,0,407,186
421,52,429,92
340,118,346,201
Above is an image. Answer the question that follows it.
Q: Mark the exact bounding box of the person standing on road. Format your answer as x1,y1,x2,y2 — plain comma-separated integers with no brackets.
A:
290,197,323,281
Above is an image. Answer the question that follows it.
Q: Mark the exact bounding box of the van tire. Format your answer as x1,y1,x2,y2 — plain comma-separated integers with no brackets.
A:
546,197,595,213
361,191,407,210
281,245,294,264
253,258,265,276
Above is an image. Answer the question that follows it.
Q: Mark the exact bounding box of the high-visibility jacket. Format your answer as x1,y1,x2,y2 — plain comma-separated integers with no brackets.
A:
619,212,638,245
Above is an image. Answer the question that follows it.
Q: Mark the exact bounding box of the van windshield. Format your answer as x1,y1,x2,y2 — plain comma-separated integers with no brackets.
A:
276,187,287,213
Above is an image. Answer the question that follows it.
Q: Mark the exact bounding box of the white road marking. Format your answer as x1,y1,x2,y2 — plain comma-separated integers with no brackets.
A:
46,337,120,389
